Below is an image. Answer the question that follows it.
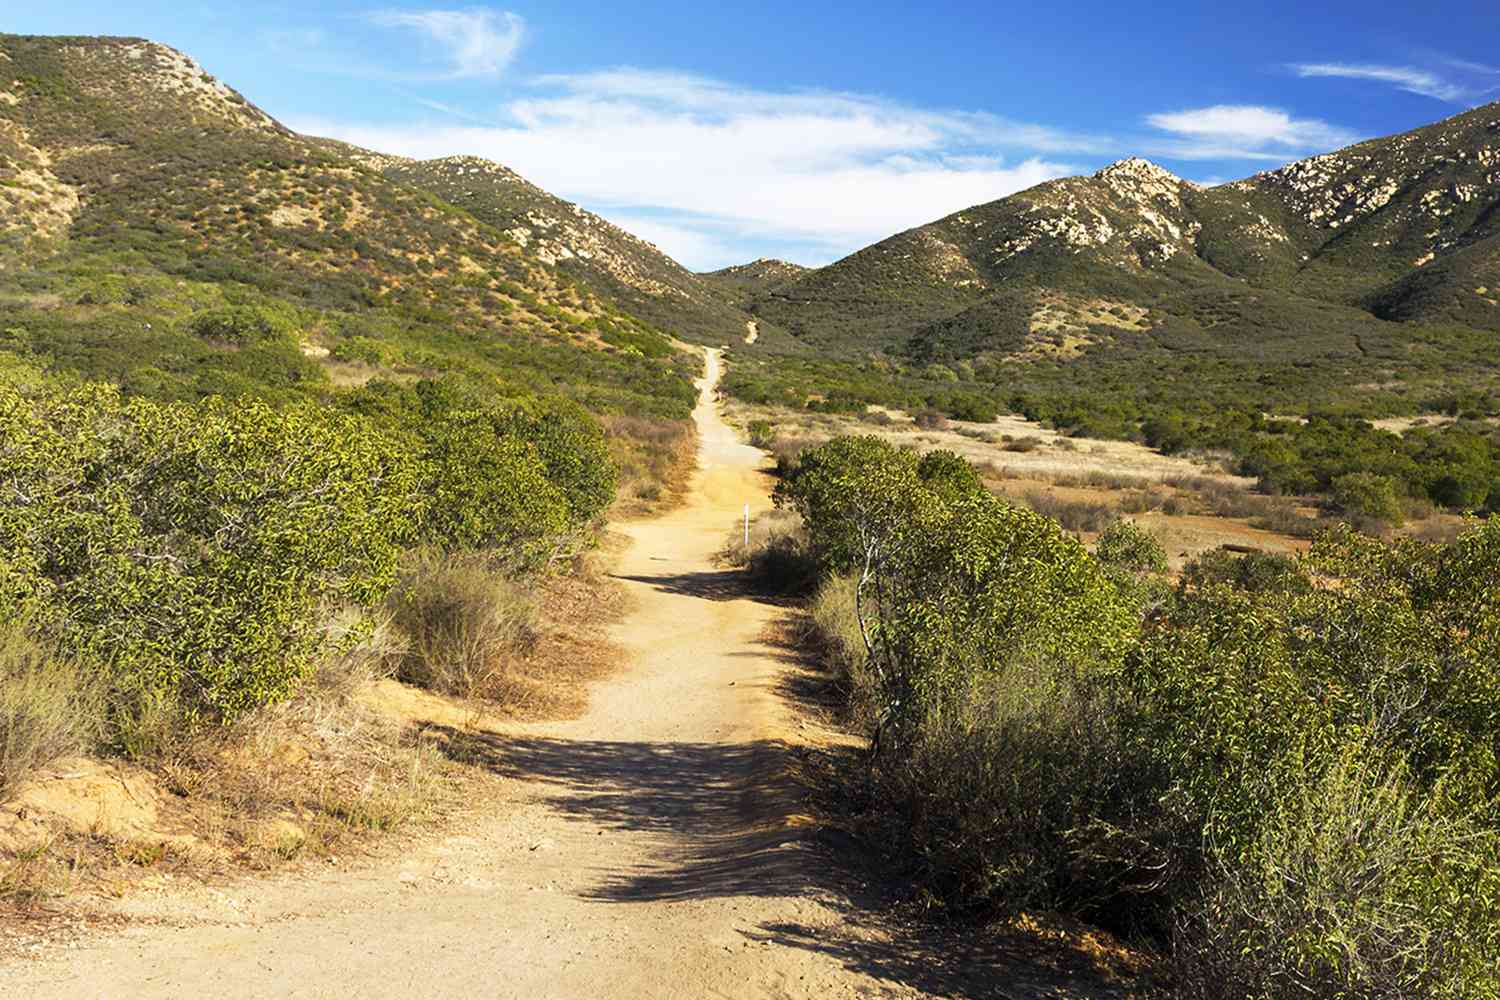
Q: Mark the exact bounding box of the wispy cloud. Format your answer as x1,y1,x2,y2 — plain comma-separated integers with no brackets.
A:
368,8,525,79
1291,62,1470,102
1143,104,1359,161
288,69,1109,268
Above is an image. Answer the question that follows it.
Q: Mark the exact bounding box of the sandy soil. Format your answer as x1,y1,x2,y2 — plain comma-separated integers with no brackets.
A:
0,350,1137,999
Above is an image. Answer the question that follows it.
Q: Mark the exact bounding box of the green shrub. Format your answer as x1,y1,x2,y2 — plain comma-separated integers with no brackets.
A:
1332,471,1405,526
417,410,570,561
1095,519,1169,576
1181,548,1311,594
779,435,1135,747
0,377,423,722
786,432,1500,972
747,418,776,449
1173,742,1500,999
187,303,299,345
332,335,398,367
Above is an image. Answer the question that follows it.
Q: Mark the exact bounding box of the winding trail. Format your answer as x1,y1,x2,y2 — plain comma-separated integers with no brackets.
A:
0,349,995,999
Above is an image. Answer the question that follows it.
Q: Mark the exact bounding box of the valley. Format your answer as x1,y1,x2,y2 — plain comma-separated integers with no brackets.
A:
1,23,1499,999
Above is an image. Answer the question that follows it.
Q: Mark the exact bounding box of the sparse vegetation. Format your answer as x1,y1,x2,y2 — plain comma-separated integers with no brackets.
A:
387,553,538,701
0,624,104,798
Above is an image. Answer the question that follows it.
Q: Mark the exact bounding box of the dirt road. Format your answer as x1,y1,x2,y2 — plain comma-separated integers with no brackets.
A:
0,350,990,999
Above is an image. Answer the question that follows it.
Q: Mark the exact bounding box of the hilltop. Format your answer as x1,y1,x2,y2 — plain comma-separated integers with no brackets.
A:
0,33,700,420
701,257,811,298
356,152,755,344
730,103,1499,437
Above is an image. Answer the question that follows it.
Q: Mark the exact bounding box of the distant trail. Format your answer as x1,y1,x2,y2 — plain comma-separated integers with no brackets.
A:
1,349,1010,999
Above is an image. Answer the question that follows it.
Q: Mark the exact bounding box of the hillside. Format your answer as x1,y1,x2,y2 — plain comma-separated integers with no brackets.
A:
355,152,756,344
731,105,1500,436
700,257,811,299
751,104,1499,354
0,34,698,420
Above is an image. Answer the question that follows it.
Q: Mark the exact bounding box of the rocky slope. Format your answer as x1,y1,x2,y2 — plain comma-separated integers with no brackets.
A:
0,34,702,415
362,153,754,343
748,102,1500,359
701,258,811,299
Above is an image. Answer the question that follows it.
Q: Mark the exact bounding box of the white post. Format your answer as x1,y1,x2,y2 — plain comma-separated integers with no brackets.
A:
744,503,750,547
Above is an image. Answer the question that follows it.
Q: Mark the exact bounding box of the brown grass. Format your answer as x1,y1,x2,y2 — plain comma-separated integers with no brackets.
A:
0,627,105,801
490,549,630,721
603,415,696,516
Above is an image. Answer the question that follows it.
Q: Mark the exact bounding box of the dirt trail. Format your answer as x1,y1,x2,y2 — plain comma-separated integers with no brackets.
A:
3,349,1055,999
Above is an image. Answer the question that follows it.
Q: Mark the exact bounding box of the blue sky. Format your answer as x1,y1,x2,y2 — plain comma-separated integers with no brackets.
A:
10,2,1500,268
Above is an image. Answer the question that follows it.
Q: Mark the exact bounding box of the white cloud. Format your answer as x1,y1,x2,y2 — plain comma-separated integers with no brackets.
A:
1143,104,1359,161
1291,62,1468,102
368,8,524,79
287,69,1102,268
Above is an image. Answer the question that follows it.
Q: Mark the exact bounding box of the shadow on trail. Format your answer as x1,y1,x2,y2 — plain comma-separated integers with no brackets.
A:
613,569,799,607
746,918,1141,1000
430,727,825,904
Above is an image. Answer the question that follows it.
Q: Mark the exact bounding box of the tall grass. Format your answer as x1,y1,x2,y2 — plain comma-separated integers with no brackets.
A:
386,553,538,701
0,624,105,799
716,509,818,594
805,575,876,724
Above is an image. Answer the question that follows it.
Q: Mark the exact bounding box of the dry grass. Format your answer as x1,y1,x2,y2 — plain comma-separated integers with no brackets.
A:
0,626,105,800
603,415,696,515
387,552,539,701
804,575,876,727
491,550,630,721
727,399,1251,491
1022,491,1114,533
716,509,817,594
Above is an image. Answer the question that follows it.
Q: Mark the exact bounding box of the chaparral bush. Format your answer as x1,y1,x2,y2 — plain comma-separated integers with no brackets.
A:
783,435,1500,994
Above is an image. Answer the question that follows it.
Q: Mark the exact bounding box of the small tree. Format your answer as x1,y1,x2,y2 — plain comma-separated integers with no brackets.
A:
1332,472,1404,527
1095,518,1169,576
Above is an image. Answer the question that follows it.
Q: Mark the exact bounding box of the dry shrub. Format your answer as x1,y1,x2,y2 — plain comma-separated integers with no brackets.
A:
1023,491,1114,533
1119,488,1169,514
770,435,820,478
602,414,695,510
1,624,105,799
868,657,1156,918
717,509,817,594
1173,747,1500,999
1004,435,1045,453
913,409,949,431
0,840,72,910
806,574,875,725
386,553,538,701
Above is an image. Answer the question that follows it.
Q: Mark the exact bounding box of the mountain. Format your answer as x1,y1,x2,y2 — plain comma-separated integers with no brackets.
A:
747,104,1500,369
701,258,812,299
0,34,699,419
350,151,754,344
